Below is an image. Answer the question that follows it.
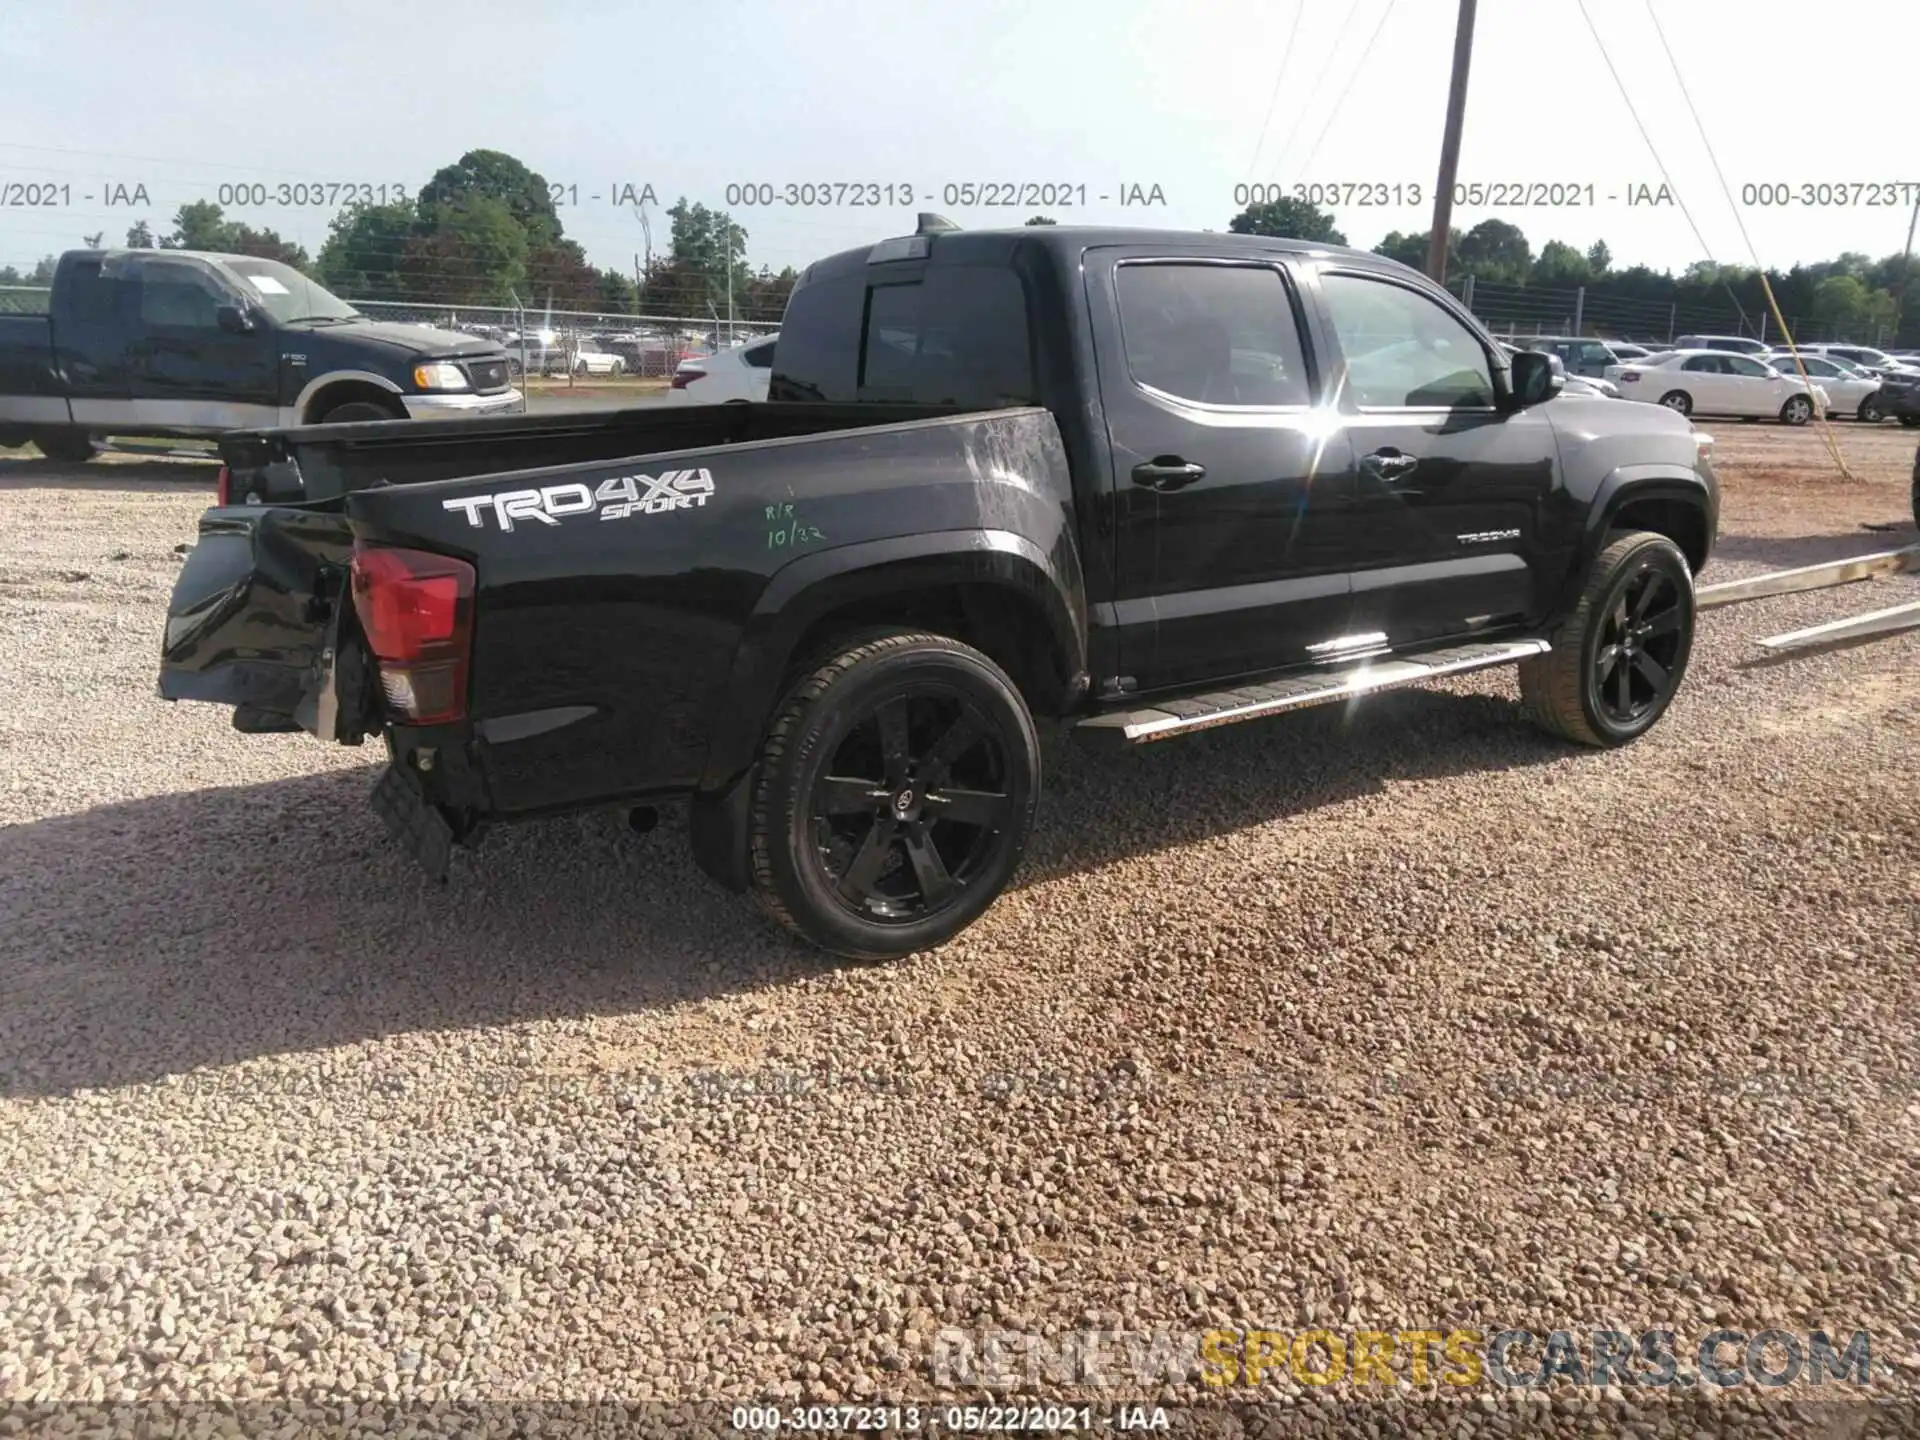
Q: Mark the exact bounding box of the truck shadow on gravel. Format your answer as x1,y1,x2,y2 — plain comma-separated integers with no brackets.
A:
0,461,218,489
0,689,1563,1098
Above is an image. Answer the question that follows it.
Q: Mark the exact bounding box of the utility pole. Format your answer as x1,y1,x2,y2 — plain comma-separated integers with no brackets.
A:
1426,0,1477,284
1894,188,1920,343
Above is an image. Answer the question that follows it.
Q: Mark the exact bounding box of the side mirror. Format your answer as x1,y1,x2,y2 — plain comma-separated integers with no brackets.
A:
215,304,254,334
1509,349,1563,407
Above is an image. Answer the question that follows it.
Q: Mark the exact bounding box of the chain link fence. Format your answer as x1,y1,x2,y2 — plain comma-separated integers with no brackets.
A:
342,300,776,379
0,285,51,315
1448,276,1867,348
0,275,1884,361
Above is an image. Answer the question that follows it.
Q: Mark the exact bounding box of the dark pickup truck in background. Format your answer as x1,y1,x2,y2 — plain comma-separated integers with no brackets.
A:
0,249,523,462
159,219,1719,959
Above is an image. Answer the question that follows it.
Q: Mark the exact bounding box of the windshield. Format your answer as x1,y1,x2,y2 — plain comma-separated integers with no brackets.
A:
220,257,360,323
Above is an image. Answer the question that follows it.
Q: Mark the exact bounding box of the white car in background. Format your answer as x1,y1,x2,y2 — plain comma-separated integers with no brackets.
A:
1794,343,1919,378
671,333,777,402
1602,348,1830,424
1764,351,1885,420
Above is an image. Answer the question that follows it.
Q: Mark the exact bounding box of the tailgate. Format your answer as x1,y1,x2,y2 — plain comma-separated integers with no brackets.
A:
158,505,369,739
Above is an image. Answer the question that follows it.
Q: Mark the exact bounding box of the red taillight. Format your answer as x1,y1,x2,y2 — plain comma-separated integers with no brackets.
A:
216,464,231,505
349,544,475,725
671,369,705,389
1619,370,1641,382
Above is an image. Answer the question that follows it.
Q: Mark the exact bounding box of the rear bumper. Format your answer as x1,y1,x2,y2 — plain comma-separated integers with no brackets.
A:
401,388,526,420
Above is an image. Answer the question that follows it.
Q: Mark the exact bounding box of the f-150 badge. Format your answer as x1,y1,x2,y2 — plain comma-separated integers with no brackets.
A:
442,469,715,532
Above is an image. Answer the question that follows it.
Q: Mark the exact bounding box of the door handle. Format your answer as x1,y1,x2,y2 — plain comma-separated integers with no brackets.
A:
1131,458,1206,491
1359,448,1419,481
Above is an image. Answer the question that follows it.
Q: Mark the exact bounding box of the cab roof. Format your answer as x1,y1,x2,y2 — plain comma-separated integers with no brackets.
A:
797,224,1424,285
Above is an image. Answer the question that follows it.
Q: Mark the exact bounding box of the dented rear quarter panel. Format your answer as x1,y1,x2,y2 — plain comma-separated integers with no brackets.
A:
344,406,1082,815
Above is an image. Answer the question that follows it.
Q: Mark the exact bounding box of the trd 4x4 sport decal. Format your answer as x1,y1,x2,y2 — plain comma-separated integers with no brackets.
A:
442,469,716,532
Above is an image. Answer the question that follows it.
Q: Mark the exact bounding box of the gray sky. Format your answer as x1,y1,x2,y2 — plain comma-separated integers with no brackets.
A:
2,0,1914,281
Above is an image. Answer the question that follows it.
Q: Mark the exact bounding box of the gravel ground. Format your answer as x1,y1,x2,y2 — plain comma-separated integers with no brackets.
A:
1,425,1917,1433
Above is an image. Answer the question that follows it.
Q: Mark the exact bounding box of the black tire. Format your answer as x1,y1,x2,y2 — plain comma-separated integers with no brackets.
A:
1901,414,1920,429
1778,394,1814,426
1519,531,1696,749
1856,393,1883,424
747,631,1040,960
1658,390,1692,417
32,428,96,463
318,400,400,425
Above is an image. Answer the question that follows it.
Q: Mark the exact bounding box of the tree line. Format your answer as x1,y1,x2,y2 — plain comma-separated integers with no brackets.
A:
5,162,1915,342
0,148,801,323
1228,197,1920,345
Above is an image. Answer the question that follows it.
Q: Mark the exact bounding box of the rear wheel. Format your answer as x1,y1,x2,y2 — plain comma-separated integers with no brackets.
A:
32,427,96,463
1658,390,1692,416
747,631,1040,959
1901,414,1920,429
1520,531,1696,748
1779,394,1814,426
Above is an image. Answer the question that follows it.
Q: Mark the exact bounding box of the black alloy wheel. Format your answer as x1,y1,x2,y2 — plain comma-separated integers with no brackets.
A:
746,631,1041,959
1591,564,1687,729
808,688,1015,924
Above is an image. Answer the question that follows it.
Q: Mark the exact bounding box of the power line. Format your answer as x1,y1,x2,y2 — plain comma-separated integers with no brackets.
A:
1572,0,1754,333
1292,0,1402,179
1641,0,1855,477
1264,0,1370,183
1245,0,1307,178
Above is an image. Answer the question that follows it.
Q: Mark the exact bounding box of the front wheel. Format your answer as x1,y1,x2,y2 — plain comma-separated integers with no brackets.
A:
1856,393,1883,423
1900,414,1920,429
318,400,399,424
747,631,1040,959
1520,531,1696,748
1779,394,1814,426
1658,390,1692,416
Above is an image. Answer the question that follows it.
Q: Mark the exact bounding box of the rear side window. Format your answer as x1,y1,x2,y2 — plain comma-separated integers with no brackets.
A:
742,339,775,369
771,265,1035,406
1115,263,1311,407
858,268,1035,406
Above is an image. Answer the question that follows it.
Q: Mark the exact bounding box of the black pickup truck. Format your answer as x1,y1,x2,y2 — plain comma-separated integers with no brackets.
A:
159,219,1718,959
0,249,522,462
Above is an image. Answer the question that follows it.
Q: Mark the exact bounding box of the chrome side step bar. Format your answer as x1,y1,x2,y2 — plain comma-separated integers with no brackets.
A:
1697,543,1920,609
1074,639,1550,747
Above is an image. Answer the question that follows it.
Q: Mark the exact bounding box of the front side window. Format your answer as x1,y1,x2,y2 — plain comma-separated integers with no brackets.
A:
1318,271,1495,409
1115,262,1311,407
742,339,776,369
138,262,226,330
1726,355,1772,378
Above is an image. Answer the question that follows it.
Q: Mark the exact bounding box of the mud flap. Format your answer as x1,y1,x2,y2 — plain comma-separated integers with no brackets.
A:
688,765,756,893
371,762,455,883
